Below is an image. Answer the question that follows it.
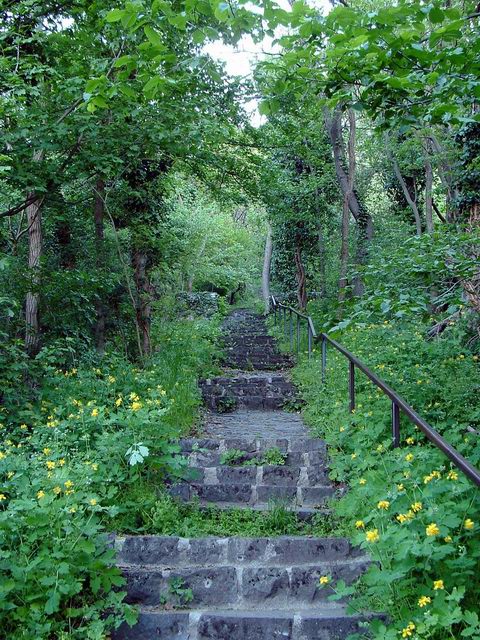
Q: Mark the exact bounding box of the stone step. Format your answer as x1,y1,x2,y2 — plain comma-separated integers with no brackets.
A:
186,449,327,468
178,437,327,456
189,465,330,486
120,558,370,608
116,536,363,566
113,606,377,639
169,482,336,506
203,395,292,411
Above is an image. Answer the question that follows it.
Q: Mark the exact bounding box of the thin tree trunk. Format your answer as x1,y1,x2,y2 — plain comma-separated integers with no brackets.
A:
386,134,422,235
324,106,372,296
94,178,106,354
25,193,43,356
424,140,434,234
262,222,273,314
294,241,307,311
338,109,356,312
133,249,152,357
317,223,327,298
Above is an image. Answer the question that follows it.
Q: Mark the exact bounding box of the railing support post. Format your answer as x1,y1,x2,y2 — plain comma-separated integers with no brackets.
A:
307,324,312,359
321,336,327,384
283,307,286,337
349,361,355,413
296,316,300,354
273,305,277,326
392,402,400,448
289,309,293,350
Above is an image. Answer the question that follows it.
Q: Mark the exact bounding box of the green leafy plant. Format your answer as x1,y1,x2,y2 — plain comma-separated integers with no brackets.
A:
160,577,194,609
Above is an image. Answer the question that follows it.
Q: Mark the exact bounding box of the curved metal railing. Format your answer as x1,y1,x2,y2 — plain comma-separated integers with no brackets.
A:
270,295,480,488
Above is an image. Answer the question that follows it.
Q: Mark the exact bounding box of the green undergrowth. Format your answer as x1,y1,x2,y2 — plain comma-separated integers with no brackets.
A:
115,492,347,538
291,319,480,640
0,314,222,639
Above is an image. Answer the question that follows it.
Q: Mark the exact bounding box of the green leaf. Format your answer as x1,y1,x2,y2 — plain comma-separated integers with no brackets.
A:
429,6,444,23
105,8,124,22
144,25,163,47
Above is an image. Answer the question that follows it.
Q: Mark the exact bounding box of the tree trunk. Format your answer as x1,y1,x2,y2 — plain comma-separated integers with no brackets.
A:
386,135,422,235
338,109,356,312
24,148,45,357
94,177,106,354
262,222,273,314
317,223,327,298
25,193,43,357
424,141,434,234
324,106,372,296
294,242,307,311
133,248,152,357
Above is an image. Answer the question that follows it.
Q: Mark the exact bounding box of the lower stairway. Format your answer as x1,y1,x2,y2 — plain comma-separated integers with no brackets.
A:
113,309,375,639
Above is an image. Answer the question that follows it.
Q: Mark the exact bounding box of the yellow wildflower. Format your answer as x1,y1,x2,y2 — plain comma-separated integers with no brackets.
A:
91,463,98,471
129,392,139,401
37,490,45,499
0,493,6,501
319,576,330,585
58,458,66,467
89,498,97,506
426,523,440,536
444,536,452,543
366,529,380,543
355,520,365,529
377,500,390,510
359,478,367,485
418,595,431,608
464,519,475,530
46,461,56,470
64,480,74,489
108,376,116,383
7,471,14,479
53,486,62,495
130,401,142,412
20,424,28,430
69,506,77,513
405,453,414,462
396,513,409,524
396,484,404,491
351,453,357,460
401,623,415,638
447,470,458,481
115,397,123,407
433,579,444,590
0,451,5,460
411,502,422,513
91,408,99,417
406,437,415,445
339,427,345,432
42,448,51,455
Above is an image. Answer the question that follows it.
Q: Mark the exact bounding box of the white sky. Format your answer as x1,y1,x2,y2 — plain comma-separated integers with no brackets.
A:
204,0,331,125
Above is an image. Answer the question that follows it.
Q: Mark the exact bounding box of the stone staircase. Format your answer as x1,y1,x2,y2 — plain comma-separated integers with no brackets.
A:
113,309,376,639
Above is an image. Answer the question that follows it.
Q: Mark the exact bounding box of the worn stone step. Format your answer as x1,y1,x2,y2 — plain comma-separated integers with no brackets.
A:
169,482,336,506
189,465,330,486
178,437,327,456
113,606,378,639
186,447,327,468
120,557,370,608
203,395,292,411
116,536,363,566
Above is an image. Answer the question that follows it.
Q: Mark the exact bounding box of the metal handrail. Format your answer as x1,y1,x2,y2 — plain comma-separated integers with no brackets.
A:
270,295,480,488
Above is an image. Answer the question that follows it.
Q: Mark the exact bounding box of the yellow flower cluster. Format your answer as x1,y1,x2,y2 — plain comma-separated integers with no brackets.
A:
377,500,390,510
447,470,458,481
405,453,414,462
411,502,422,513
424,470,441,484
418,595,431,607
355,520,365,529
319,576,330,585
464,518,475,530
396,512,414,524
401,622,415,638
433,579,444,590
